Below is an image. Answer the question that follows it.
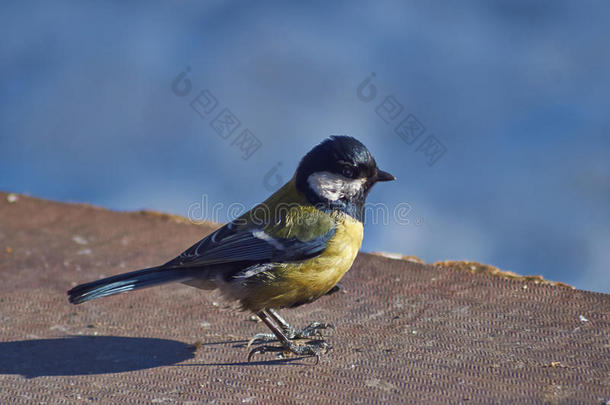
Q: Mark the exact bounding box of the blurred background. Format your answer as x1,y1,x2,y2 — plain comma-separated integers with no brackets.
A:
1,1,609,292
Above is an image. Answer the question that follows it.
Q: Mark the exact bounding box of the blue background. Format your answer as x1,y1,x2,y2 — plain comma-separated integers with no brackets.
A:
1,1,609,292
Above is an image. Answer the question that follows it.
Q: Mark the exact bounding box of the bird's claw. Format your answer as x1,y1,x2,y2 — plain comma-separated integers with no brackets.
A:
247,321,335,347
300,321,335,337
247,340,332,363
247,333,276,348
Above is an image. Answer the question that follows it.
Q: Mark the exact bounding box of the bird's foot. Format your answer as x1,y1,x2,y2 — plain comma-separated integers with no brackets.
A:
247,340,332,363
247,321,335,347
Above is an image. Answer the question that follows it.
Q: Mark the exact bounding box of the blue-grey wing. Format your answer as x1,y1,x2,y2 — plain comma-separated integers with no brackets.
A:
163,221,335,269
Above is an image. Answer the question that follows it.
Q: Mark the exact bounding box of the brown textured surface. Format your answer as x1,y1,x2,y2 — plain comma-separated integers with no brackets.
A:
0,191,608,404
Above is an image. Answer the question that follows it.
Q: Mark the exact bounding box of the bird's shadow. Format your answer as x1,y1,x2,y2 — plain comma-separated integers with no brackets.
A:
0,336,314,378
0,335,196,378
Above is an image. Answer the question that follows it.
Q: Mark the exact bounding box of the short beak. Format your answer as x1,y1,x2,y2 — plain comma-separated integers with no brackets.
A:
376,169,396,182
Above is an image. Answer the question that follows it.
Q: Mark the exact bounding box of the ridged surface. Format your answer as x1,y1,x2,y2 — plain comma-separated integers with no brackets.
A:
0,192,608,404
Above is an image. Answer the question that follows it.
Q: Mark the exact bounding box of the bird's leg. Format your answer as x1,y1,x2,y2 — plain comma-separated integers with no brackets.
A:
247,310,331,362
247,308,334,346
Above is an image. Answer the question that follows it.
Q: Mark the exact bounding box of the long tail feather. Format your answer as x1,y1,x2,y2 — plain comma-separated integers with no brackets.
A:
67,266,195,304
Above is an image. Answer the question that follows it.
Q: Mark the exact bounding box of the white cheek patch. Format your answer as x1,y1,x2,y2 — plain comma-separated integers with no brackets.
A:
307,171,366,201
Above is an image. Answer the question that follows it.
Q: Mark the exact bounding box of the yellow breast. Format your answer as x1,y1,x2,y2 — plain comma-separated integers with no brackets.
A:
241,213,364,312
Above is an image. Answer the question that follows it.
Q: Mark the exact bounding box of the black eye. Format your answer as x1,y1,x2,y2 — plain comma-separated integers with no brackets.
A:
342,166,354,178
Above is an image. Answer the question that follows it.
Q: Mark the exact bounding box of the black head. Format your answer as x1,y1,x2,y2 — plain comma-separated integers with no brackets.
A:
295,136,395,221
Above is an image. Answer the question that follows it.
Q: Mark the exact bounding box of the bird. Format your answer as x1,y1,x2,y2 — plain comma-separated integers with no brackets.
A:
68,136,395,361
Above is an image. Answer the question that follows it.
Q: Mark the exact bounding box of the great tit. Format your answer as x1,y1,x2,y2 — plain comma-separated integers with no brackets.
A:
68,136,395,361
